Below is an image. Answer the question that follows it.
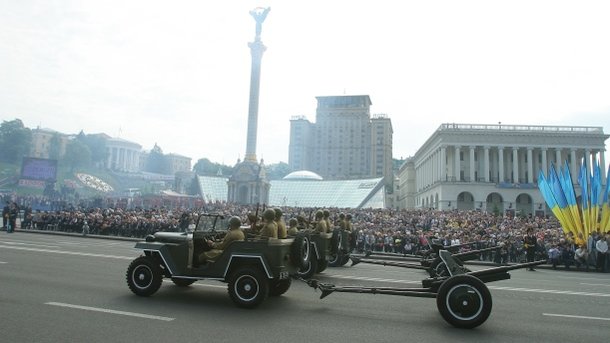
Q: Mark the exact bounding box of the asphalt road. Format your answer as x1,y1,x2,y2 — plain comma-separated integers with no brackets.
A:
1,231,609,343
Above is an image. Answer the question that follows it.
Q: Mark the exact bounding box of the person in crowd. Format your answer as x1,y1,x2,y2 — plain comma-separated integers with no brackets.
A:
574,244,589,271
595,233,608,272
524,227,537,271
199,216,245,264
547,244,561,269
2,201,9,230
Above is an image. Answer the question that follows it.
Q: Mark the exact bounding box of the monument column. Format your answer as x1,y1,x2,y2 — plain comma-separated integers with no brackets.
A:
244,7,270,162
454,146,461,181
541,148,548,177
440,146,446,181
527,147,533,183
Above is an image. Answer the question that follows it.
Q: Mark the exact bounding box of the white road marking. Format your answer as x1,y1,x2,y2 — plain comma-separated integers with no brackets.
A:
543,313,610,321
0,244,133,260
45,302,174,321
0,241,59,248
580,283,610,287
0,261,7,264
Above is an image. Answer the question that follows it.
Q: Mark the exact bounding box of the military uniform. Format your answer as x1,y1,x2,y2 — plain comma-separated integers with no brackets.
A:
258,209,278,239
199,217,245,263
274,208,287,239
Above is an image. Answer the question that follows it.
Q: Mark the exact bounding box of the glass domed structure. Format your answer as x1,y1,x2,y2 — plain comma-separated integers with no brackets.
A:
282,170,324,181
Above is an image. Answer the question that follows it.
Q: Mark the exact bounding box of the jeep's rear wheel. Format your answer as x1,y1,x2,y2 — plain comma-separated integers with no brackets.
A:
317,259,328,273
291,234,310,269
228,267,269,308
269,278,291,296
171,278,196,287
297,254,318,279
126,256,163,296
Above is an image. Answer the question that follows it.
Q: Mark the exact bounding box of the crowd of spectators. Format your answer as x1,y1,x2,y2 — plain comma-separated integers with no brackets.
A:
4,195,608,272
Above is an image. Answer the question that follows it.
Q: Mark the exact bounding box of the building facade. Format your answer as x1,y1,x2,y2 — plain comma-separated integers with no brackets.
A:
165,153,192,174
29,128,69,159
105,137,142,173
398,123,608,215
288,95,394,186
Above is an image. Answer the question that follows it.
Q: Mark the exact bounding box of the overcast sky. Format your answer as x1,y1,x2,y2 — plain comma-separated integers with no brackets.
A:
2,0,610,166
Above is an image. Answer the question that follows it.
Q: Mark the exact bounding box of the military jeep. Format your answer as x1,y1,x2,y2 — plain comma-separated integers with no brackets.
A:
296,231,333,279
126,213,305,308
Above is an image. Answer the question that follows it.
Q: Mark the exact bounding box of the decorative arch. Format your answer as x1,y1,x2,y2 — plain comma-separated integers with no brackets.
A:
457,191,475,210
516,193,533,216
486,192,504,215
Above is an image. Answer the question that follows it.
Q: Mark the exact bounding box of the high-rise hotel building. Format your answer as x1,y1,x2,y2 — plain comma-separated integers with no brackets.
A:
289,95,393,189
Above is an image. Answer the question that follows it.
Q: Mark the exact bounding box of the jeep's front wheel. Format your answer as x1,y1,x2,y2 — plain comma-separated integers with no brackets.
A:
228,267,269,308
126,256,163,296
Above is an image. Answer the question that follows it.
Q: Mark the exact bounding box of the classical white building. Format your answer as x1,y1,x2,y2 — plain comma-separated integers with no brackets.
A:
105,137,142,173
398,123,609,216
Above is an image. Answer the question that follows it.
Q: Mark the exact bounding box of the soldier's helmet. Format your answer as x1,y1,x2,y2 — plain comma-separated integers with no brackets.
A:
263,208,276,221
274,208,283,219
228,216,241,229
315,210,324,219
323,209,330,217
289,218,298,227
339,212,345,219
346,213,352,220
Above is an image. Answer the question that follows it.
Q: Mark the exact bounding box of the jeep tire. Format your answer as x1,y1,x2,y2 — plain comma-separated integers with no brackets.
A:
228,267,269,308
126,256,163,297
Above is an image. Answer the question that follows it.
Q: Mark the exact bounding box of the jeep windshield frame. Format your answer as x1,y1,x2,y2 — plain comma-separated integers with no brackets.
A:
195,213,227,232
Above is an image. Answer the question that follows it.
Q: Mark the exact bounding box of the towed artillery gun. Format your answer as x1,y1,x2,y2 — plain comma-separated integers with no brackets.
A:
126,213,307,308
307,250,545,329
352,239,502,277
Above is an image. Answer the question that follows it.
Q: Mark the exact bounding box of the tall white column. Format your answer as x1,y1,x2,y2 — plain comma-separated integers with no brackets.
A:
541,148,548,177
512,148,519,183
555,148,562,166
440,146,446,181
455,146,461,181
569,148,577,179
469,146,475,182
600,149,607,185
498,147,505,182
483,146,490,182
527,147,533,183
585,149,591,176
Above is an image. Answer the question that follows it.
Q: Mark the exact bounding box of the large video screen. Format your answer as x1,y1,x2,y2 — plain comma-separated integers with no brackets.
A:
21,157,58,181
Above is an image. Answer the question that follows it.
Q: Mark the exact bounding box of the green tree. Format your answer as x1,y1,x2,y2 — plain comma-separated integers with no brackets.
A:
146,143,169,174
193,158,232,176
64,139,92,171
48,133,62,160
266,162,292,180
77,131,107,165
0,119,32,163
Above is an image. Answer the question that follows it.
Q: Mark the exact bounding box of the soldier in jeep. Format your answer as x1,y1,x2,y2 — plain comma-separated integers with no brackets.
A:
258,209,278,239
199,216,245,263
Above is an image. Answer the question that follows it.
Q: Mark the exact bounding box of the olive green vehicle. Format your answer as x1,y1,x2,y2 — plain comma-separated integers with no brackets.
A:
126,214,305,308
